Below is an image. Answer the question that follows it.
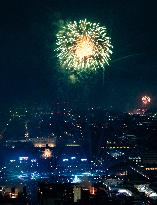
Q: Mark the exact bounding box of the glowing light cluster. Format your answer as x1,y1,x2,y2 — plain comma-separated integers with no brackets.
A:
142,96,151,105
42,149,52,159
55,19,113,71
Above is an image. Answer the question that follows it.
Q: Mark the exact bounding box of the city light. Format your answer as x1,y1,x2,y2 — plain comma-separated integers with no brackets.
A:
63,159,69,162
42,149,52,159
19,157,28,161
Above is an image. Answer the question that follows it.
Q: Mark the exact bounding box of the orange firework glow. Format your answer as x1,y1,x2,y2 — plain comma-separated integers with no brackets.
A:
74,35,95,61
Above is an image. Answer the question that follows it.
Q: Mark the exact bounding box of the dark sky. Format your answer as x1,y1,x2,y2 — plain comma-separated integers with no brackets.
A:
0,0,157,110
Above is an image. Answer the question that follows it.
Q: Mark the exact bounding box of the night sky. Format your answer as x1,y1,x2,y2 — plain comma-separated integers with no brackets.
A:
0,0,157,110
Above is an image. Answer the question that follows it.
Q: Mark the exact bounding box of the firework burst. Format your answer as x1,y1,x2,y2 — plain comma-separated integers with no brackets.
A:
142,95,151,105
55,19,113,71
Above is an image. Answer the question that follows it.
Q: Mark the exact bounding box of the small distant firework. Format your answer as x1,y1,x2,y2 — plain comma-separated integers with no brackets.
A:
55,19,113,71
142,96,151,105
69,74,78,84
